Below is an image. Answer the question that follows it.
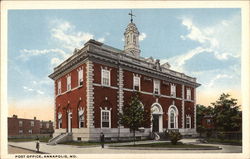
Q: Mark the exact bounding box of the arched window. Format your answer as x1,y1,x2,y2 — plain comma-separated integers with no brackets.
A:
58,112,62,129
168,106,178,129
78,108,84,128
133,35,136,43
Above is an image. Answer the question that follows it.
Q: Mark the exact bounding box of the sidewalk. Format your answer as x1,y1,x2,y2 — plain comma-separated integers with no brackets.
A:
8,139,242,154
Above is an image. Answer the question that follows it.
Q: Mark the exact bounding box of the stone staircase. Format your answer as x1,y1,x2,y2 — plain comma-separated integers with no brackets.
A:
47,133,72,145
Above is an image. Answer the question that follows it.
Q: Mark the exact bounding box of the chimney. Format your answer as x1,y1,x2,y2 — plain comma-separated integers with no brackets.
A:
34,117,36,120
12,115,17,118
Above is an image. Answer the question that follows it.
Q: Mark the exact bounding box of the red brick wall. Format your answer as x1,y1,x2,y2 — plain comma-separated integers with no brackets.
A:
55,63,87,129
184,101,195,128
8,117,40,135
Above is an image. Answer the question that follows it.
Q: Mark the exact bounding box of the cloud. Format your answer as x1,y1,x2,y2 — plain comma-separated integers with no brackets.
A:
23,86,44,95
205,74,233,88
97,37,105,43
139,32,147,41
50,19,94,51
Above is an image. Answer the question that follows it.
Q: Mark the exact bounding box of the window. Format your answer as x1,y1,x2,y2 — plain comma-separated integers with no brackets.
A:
154,80,160,94
78,109,84,128
170,84,176,97
186,116,191,129
28,129,32,134
101,69,110,86
78,69,83,86
46,123,49,128
57,80,61,95
58,119,62,128
30,121,34,127
101,110,111,128
133,35,136,43
168,106,178,129
40,123,43,128
133,76,140,91
186,88,191,100
19,130,23,134
67,75,71,91
206,119,211,125
19,121,23,127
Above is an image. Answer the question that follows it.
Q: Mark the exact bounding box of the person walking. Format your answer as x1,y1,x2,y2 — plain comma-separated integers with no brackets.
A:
100,132,105,148
36,138,40,152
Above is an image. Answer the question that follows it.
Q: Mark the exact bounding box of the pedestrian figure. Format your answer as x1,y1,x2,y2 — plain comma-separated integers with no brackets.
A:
100,132,105,148
36,140,40,152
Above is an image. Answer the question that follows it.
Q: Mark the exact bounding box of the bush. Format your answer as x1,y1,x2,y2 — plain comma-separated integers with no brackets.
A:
165,130,182,145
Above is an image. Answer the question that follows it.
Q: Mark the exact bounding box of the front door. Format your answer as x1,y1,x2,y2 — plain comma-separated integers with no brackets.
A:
152,115,159,132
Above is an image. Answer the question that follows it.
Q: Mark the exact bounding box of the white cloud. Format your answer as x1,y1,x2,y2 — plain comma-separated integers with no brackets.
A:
51,57,62,66
97,37,105,43
23,86,34,92
139,32,147,41
206,74,233,88
50,19,94,51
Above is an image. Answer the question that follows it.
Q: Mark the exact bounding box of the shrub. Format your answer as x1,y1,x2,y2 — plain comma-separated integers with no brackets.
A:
165,130,182,145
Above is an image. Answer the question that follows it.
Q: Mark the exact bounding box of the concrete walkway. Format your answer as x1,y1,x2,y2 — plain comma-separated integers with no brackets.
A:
8,139,242,154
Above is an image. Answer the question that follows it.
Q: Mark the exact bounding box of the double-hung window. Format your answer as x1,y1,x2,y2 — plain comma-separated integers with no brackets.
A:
186,88,191,100
57,81,61,95
30,121,34,127
78,69,83,86
154,80,160,95
101,110,110,128
186,116,191,129
101,69,110,86
78,109,84,128
133,76,140,91
67,75,71,91
170,84,176,97
19,121,23,127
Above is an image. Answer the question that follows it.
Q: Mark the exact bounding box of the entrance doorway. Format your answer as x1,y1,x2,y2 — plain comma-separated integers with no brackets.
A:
152,115,159,132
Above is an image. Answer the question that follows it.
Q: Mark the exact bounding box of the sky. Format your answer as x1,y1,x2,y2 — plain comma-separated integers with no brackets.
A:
7,9,241,121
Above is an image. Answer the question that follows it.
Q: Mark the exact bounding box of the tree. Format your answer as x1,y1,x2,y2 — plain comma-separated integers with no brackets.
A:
211,93,241,132
120,92,146,145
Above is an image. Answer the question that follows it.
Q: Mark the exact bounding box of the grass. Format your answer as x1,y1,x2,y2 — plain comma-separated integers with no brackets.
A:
206,138,242,145
110,142,218,148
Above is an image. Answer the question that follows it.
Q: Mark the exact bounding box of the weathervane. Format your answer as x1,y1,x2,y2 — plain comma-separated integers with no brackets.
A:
128,10,136,23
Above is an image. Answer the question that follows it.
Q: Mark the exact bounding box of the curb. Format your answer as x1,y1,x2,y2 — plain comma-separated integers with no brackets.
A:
107,146,222,150
8,144,49,154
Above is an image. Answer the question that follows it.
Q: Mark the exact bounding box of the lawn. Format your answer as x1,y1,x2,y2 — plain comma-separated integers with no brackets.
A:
206,138,242,145
110,142,218,149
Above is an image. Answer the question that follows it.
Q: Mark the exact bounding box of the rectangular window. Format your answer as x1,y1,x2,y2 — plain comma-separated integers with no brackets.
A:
154,80,160,94
19,121,23,127
19,130,23,134
187,88,191,100
30,121,34,127
101,110,110,128
46,123,49,128
67,76,71,91
101,69,110,86
40,123,43,128
79,115,84,128
78,69,83,86
133,76,140,91
186,116,191,129
58,119,62,129
206,119,211,125
28,129,32,134
170,84,176,97
57,81,61,95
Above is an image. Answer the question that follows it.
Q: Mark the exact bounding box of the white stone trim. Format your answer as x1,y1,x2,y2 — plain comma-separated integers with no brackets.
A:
168,105,179,129
117,66,124,115
86,60,94,128
194,88,197,129
151,102,163,132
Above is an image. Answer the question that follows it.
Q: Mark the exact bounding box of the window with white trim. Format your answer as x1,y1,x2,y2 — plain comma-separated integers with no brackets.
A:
30,121,34,127
186,88,191,100
40,123,43,128
28,129,32,134
46,123,49,128
58,112,62,129
101,69,110,86
67,75,71,91
154,80,160,95
57,80,61,95
78,109,84,128
19,121,23,127
133,76,140,91
101,110,111,128
19,130,23,134
78,69,83,86
186,116,191,129
169,107,178,129
170,84,176,97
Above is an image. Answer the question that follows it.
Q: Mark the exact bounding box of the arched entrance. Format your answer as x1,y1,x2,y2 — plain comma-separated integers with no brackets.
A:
151,103,163,132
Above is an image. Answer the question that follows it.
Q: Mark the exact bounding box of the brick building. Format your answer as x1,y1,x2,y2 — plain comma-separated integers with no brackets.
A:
49,14,200,142
8,115,54,137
